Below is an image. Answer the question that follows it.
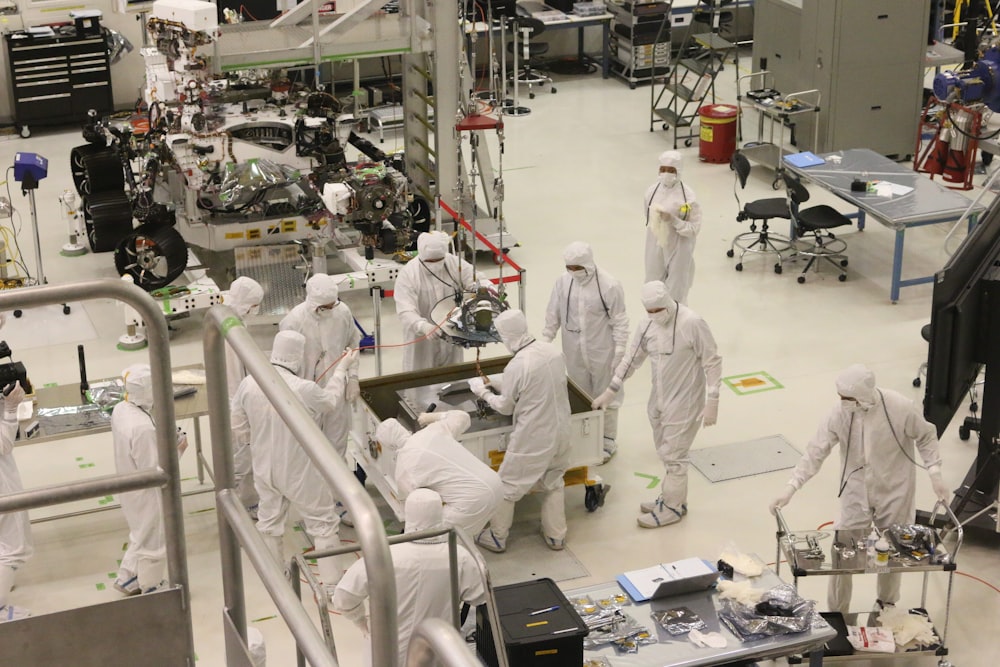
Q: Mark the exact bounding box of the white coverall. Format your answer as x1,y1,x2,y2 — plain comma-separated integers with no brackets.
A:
279,273,360,456
230,330,353,587
394,231,477,371
542,241,629,453
608,282,721,524
376,413,503,537
473,309,571,549
333,488,486,667
113,365,172,592
783,365,943,613
643,151,702,304
225,276,264,512
0,381,32,615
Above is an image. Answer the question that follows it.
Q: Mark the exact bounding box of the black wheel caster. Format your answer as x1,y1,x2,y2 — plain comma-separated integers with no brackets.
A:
772,179,782,190
684,139,692,147
913,377,922,388
584,483,611,512
838,274,847,282
726,249,734,258
551,87,557,93
735,263,743,271
970,402,979,412
774,264,783,274
840,259,849,267
529,92,535,99
13,310,22,318
797,276,805,284
959,425,970,441
630,83,637,90
63,304,71,315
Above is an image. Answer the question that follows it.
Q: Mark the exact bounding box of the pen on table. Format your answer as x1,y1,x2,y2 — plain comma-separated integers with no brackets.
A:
552,627,576,635
529,605,559,616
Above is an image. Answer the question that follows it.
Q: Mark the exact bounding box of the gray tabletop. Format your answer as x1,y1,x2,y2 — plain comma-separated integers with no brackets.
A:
567,567,835,666
784,148,983,228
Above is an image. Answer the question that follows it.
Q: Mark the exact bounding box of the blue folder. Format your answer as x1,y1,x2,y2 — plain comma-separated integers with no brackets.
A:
784,151,826,168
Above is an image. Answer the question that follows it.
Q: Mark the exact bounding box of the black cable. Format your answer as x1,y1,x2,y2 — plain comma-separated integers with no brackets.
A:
944,103,1000,141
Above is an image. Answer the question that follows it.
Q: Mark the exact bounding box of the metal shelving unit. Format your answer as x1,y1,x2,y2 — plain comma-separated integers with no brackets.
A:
607,0,672,89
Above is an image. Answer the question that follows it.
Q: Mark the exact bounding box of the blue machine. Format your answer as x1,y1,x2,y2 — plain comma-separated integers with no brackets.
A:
934,46,1000,112
13,152,48,184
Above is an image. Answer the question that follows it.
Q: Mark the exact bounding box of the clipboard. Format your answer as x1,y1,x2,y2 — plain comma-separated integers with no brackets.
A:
783,151,826,168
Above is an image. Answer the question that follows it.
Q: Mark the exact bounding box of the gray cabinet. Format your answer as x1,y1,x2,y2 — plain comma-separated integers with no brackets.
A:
752,0,930,159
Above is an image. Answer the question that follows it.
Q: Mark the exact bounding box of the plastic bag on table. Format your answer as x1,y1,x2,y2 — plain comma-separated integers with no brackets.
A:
651,607,708,636
718,583,821,642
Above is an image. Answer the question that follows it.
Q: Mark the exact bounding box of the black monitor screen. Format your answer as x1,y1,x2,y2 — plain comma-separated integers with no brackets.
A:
924,198,1000,436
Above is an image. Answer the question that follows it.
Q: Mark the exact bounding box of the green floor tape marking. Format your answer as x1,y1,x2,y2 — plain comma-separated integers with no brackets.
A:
252,615,277,623
95,583,106,591
98,496,114,505
108,572,116,579
78,463,95,469
190,507,216,515
723,371,784,395
293,525,302,532
75,456,83,461
634,472,660,489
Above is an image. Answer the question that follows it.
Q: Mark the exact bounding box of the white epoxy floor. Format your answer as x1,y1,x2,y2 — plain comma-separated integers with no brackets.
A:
1,47,998,666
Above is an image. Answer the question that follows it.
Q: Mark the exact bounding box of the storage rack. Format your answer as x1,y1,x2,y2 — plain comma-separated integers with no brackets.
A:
607,0,672,89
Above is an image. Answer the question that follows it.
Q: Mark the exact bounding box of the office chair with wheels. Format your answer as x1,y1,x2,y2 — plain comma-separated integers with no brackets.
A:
783,172,851,283
727,150,793,273
507,17,556,100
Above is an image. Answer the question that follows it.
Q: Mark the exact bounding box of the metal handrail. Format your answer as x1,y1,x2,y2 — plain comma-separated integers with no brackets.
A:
203,304,398,667
0,279,194,658
407,618,483,667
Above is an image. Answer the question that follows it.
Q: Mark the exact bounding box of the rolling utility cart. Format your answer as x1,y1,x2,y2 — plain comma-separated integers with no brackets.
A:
774,503,963,665
736,71,821,189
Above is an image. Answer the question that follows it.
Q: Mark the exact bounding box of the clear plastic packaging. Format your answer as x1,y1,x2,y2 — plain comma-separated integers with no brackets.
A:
718,583,821,642
651,607,708,635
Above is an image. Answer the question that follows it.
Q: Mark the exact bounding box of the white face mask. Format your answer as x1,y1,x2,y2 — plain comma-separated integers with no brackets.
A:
648,309,672,326
246,304,261,316
659,172,678,188
568,267,590,284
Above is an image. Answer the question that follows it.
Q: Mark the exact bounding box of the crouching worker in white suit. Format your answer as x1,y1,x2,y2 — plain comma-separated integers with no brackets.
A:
231,330,358,593
332,488,487,666
0,380,32,620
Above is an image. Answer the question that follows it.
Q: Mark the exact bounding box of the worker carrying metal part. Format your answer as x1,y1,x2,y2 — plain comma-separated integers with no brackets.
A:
592,281,722,529
644,150,703,304
542,241,630,463
394,231,478,371
770,364,949,613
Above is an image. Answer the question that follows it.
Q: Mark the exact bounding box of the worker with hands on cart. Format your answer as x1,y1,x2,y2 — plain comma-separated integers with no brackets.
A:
644,150,702,305
592,280,722,529
470,309,572,553
112,364,188,596
332,488,486,667
0,379,32,621
224,276,265,519
394,231,477,372
231,330,359,593
281,274,360,524
769,364,950,613
376,412,503,537
542,241,630,464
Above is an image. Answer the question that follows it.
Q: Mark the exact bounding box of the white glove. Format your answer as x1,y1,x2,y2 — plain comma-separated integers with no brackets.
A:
540,334,554,344
468,376,489,398
176,429,189,456
3,381,24,419
346,377,360,403
928,465,950,502
702,396,719,427
415,320,435,338
343,348,360,370
769,485,796,515
417,411,446,427
591,387,617,410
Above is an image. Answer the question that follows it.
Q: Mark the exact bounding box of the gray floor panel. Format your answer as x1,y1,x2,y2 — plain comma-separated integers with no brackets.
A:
689,435,801,483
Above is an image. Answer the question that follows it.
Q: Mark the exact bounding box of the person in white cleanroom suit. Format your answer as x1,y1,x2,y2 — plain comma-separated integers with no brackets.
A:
770,364,950,614
333,488,486,667
224,276,265,518
643,150,702,304
376,413,503,537
280,274,360,525
542,241,629,463
231,330,358,591
113,364,188,595
394,231,477,371
592,281,722,528
470,309,572,553
0,380,32,620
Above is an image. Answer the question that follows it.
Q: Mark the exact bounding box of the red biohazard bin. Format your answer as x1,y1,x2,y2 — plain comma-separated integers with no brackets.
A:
698,104,738,163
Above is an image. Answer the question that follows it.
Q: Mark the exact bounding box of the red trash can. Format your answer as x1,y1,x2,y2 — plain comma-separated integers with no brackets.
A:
698,104,738,163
